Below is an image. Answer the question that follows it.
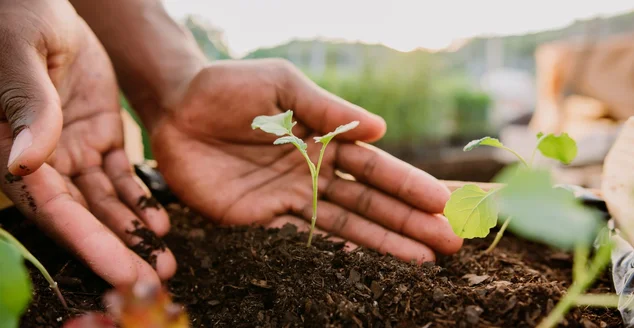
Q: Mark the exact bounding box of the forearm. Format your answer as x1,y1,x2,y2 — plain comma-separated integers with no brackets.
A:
70,0,207,127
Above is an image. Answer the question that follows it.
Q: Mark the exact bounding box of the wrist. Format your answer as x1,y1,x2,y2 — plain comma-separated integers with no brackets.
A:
70,0,207,129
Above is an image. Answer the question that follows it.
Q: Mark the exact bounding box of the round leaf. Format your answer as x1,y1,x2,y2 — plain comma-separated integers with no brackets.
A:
536,133,578,164
443,184,499,238
496,168,602,250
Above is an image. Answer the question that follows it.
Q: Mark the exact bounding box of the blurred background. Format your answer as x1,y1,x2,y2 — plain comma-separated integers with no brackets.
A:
125,0,634,188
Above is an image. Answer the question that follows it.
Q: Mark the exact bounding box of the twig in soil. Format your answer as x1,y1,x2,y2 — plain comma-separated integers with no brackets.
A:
0,227,68,308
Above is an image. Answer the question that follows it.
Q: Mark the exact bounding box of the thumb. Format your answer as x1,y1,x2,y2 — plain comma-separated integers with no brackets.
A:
277,60,387,143
0,37,63,176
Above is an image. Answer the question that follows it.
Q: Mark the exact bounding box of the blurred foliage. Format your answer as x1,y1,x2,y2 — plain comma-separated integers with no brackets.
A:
120,95,153,160
122,10,634,160
451,88,492,138
310,54,446,142
184,15,231,60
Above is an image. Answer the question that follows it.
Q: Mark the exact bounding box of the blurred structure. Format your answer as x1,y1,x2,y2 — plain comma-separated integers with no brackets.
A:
498,31,634,188
480,68,535,129
120,11,634,185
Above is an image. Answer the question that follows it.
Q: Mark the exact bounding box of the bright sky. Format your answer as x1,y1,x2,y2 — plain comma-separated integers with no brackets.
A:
163,0,634,57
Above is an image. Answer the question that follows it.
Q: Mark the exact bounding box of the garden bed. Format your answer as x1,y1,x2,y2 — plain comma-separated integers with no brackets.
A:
3,203,622,327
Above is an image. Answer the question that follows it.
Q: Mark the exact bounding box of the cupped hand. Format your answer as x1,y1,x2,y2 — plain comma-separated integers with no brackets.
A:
0,0,175,287
149,59,463,263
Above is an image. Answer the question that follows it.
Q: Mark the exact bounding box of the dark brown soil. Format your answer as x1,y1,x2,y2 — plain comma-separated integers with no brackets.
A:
127,219,167,269
1,204,622,328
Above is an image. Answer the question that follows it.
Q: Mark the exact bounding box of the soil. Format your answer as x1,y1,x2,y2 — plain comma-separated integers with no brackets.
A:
1,203,622,328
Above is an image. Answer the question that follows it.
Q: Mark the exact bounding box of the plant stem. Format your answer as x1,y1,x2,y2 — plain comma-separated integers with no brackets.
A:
574,294,620,307
484,216,512,254
573,244,589,282
0,227,67,308
530,134,548,167
307,143,329,247
536,242,613,328
502,146,529,168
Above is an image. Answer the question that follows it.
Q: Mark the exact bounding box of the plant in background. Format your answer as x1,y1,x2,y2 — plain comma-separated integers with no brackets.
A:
444,133,621,327
443,133,579,253
251,110,358,246
63,282,189,328
0,227,67,328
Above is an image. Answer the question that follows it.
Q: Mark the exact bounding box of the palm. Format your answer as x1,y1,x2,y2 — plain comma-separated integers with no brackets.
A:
153,118,336,225
0,10,175,286
151,60,463,263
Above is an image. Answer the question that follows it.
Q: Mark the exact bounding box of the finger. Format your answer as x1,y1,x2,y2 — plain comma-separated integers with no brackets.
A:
129,248,161,286
63,176,88,208
336,142,450,214
276,60,386,142
103,149,170,237
298,201,436,264
0,163,140,287
0,32,63,175
73,168,176,281
325,179,462,255
267,215,357,251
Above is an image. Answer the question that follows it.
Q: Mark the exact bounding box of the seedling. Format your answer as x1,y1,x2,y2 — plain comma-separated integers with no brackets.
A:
0,227,66,328
63,282,189,328
444,133,621,327
251,110,358,246
444,133,579,252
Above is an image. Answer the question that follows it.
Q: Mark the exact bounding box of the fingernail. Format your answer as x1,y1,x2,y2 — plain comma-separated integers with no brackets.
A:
8,127,32,168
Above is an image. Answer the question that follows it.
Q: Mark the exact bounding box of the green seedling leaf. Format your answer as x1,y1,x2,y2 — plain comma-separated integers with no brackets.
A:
274,136,307,152
251,110,296,136
0,239,32,328
464,136,528,166
443,184,499,238
496,167,602,250
536,132,578,164
314,121,359,144
463,137,504,151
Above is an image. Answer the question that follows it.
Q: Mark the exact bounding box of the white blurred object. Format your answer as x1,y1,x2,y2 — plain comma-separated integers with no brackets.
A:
480,68,535,129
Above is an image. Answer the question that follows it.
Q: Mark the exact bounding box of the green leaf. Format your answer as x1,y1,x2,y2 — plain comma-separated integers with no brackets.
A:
251,110,296,136
0,239,32,328
443,184,500,238
463,137,504,151
464,136,529,167
274,136,307,152
314,121,359,144
536,132,578,165
496,167,602,250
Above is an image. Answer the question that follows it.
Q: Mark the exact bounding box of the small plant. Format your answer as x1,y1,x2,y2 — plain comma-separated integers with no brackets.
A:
443,133,579,252
444,133,621,328
63,282,189,328
0,227,67,328
251,110,358,246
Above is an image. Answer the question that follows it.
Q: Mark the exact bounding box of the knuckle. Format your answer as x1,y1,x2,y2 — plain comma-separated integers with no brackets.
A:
0,84,31,125
362,152,379,179
356,186,373,214
332,210,350,234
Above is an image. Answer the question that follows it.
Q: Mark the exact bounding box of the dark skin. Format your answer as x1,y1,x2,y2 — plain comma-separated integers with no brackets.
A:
0,0,174,286
0,0,462,287
149,59,463,261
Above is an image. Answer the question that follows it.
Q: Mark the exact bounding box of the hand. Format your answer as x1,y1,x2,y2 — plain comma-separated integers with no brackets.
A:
0,0,175,287
147,59,463,263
